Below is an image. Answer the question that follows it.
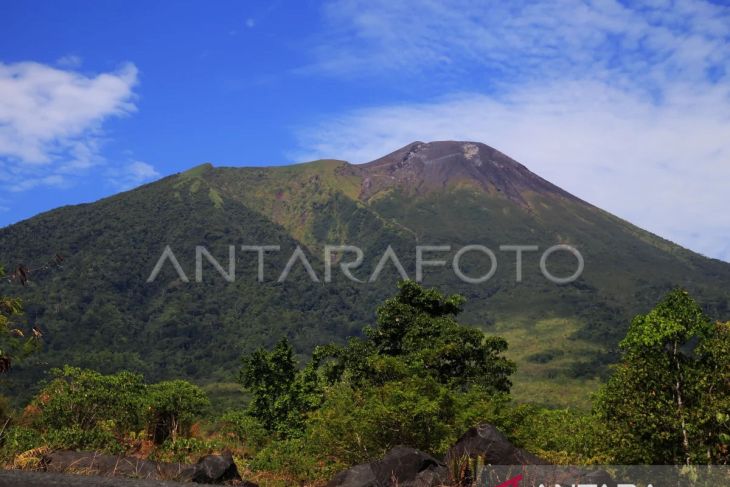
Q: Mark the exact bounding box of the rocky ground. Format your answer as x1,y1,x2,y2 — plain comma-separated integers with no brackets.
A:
0,470,197,486
0,423,614,487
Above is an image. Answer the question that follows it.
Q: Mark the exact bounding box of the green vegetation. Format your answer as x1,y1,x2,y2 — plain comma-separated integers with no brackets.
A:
0,366,210,457
595,290,730,464
234,280,516,479
239,338,321,436
0,283,727,485
146,380,211,443
0,265,41,376
1,159,730,408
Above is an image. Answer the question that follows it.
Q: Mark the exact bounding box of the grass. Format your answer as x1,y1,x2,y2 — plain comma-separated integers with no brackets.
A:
487,317,605,409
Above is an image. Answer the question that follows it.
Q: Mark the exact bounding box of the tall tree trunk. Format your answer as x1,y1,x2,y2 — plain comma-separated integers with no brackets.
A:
674,340,691,465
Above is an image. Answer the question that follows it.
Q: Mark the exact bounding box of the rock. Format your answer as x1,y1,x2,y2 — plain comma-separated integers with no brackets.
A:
192,451,241,484
327,464,377,487
445,423,547,468
444,424,613,486
42,451,195,481
327,446,447,487
41,450,249,485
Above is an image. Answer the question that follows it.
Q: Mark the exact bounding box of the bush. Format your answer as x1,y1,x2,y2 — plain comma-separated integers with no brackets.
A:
152,436,223,463
499,404,612,464
304,378,508,466
44,426,123,454
218,410,269,454
0,426,42,459
15,367,211,457
146,380,210,444
250,437,336,483
34,366,146,437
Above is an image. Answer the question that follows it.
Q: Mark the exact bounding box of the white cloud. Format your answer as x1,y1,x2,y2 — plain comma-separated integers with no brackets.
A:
295,0,730,262
0,61,138,189
312,0,730,88
295,83,730,261
11,174,68,192
110,161,160,190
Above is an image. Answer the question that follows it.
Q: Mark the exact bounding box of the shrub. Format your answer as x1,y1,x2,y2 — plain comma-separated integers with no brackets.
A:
152,436,223,463
145,380,210,444
304,378,508,466
44,426,122,454
499,404,612,464
250,437,337,483
218,410,269,454
0,426,43,460
34,366,146,437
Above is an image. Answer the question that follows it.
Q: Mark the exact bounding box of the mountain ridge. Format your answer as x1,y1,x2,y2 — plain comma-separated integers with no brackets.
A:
346,141,580,206
1,140,728,407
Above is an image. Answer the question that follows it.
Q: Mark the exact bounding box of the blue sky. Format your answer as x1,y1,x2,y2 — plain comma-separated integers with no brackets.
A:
1,0,729,261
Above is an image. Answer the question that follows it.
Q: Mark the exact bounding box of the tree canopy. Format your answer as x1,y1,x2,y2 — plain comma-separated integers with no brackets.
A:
596,289,730,464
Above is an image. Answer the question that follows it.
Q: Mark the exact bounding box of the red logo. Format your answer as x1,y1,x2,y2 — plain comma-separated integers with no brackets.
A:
495,474,523,487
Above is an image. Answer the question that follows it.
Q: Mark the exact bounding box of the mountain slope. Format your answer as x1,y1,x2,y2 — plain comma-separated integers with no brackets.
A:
2,141,728,406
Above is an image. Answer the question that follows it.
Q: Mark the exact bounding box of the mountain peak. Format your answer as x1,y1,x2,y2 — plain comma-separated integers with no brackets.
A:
348,140,575,205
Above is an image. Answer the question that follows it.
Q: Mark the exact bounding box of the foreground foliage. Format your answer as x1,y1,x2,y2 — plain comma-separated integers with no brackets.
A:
1,367,210,458
0,265,41,376
0,283,727,486
596,290,730,464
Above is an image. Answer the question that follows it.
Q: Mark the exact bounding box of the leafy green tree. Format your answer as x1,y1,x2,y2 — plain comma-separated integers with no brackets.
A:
596,289,729,464
239,281,514,442
239,338,321,436
0,265,41,375
319,280,515,392
692,320,730,464
146,380,210,444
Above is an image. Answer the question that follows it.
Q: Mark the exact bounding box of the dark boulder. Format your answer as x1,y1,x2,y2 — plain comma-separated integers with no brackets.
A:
445,423,547,467
192,451,241,484
327,446,447,487
41,450,249,484
327,464,377,487
445,424,613,486
42,451,195,481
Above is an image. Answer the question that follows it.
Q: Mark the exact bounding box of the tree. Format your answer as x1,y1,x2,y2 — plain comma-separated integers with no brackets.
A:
146,380,210,444
239,338,321,436
596,289,729,464
319,280,515,392
0,265,42,374
239,281,515,439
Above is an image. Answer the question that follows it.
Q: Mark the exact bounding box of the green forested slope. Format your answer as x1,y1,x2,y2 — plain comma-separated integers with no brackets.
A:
2,142,728,406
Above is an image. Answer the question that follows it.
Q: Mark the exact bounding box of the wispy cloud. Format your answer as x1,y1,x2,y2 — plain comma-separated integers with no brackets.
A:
56,55,83,68
0,61,138,190
108,161,160,190
310,0,730,87
295,0,730,262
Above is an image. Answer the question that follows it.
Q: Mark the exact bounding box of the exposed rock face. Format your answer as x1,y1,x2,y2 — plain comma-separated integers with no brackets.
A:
445,424,613,486
445,423,548,467
41,450,246,485
327,446,447,487
345,141,577,205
